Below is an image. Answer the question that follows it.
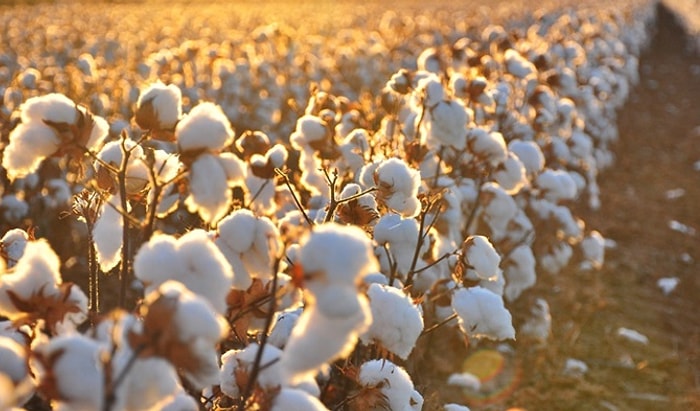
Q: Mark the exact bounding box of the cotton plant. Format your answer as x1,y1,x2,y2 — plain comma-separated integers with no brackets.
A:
134,81,183,139
279,224,377,384
1,93,109,181
373,157,421,218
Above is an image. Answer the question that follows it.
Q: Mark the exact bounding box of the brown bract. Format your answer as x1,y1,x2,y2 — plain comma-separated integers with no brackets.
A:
6,282,83,335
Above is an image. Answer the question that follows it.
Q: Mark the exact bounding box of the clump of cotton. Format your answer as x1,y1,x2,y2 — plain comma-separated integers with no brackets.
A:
135,81,182,131
361,283,423,359
357,359,423,411
0,228,29,268
133,230,233,314
451,287,515,341
503,245,537,302
461,235,501,281
219,343,318,399
0,239,87,332
133,280,229,389
373,213,427,281
508,140,545,176
0,336,32,404
279,224,376,384
271,388,329,411
520,298,551,343
33,335,105,410
536,169,578,203
214,209,282,290
580,230,605,270
374,158,421,218
176,102,234,152
415,75,470,150
468,128,507,167
92,194,124,272
2,93,108,181
95,139,149,195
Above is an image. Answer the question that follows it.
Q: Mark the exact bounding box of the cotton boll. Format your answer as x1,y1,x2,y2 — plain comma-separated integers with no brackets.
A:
0,336,29,390
493,152,527,195
135,82,182,131
268,309,302,349
134,230,233,314
576,230,604,271
33,335,105,410
462,236,501,281
290,115,328,149
504,49,536,78
2,122,60,180
447,372,481,390
468,128,507,167
176,102,234,152
299,223,378,289
361,283,423,359
95,139,149,194
114,356,181,411
374,157,421,218
93,194,123,272
0,239,61,320
373,213,424,278
539,242,573,275
358,359,422,411
20,93,77,125
279,297,371,384
0,228,29,268
536,169,578,203
503,245,537,302
480,183,518,240
424,99,469,150
520,298,551,343
452,287,515,341
139,281,228,389
271,388,328,411
146,390,199,411
218,152,247,186
0,195,28,224
508,140,545,176
185,153,232,225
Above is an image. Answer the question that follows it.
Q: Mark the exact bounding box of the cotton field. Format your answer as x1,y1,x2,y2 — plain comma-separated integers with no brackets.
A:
0,0,667,409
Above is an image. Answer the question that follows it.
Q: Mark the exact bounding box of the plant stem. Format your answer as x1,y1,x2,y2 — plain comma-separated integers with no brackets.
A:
275,168,314,228
420,313,458,337
117,136,132,309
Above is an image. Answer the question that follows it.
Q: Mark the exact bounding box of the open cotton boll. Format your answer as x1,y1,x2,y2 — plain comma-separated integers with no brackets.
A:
218,152,247,186
137,281,228,390
540,242,573,275
374,157,421,217
493,152,527,195
1,122,60,180
373,213,424,277
480,182,518,240
95,139,149,194
33,335,105,410
271,388,328,411
216,209,281,288
147,390,199,411
505,49,536,78
361,283,423,359
520,298,551,343
93,194,123,272
462,236,501,281
444,404,472,411
424,99,469,150
536,169,578,203
0,195,29,225
220,343,320,400
134,230,233,314
580,230,605,270
334,183,379,227
508,140,545,176
268,309,302,349
0,228,29,268
0,239,61,319
358,359,423,411
452,287,515,341
0,336,29,390
279,297,371,385
185,153,232,225
299,223,378,289
135,82,182,131
176,102,234,152
20,93,77,125
290,115,328,150
447,372,481,390
503,245,537,302
468,128,507,167
114,356,181,411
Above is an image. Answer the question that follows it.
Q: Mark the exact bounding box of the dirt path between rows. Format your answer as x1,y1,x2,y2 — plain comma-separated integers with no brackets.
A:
503,4,700,410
